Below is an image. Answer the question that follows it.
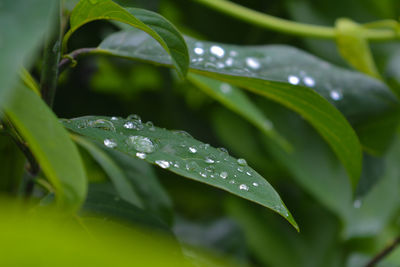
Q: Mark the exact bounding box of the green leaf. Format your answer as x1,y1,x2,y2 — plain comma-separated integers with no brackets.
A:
0,0,55,107
0,135,25,192
63,0,189,77
95,31,368,188
82,186,173,235
72,134,144,208
335,18,381,79
187,73,291,151
63,115,298,230
2,84,87,211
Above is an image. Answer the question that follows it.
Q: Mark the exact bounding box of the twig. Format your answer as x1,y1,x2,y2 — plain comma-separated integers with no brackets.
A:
365,236,400,267
58,47,96,73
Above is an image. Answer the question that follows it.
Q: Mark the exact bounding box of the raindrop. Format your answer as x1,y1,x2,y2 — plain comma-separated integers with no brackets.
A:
136,152,146,159
194,47,204,55
246,57,260,69
229,50,238,57
220,83,232,94
155,160,170,169
173,130,192,138
124,122,134,129
127,114,141,122
205,155,215,164
145,121,155,131
126,135,155,153
237,166,244,172
76,120,89,129
237,158,247,166
220,171,228,179
288,75,300,85
173,161,180,168
186,161,199,171
303,76,315,87
252,182,259,187
210,45,225,58
188,147,197,153
89,119,116,132
246,171,252,176
111,116,118,121
330,90,343,101
104,139,117,148
225,58,234,66
239,184,249,191
229,180,236,184
200,172,207,178
205,165,215,172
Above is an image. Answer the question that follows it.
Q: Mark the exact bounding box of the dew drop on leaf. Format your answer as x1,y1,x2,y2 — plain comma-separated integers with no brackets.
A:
220,171,228,179
104,138,117,148
136,152,146,159
237,158,247,166
126,135,155,153
330,90,343,101
155,160,170,169
188,147,197,153
89,119,116,132
239,184,249,191
303,76,315,87
252,182,259,187
288,75,300,85
210,45,225,58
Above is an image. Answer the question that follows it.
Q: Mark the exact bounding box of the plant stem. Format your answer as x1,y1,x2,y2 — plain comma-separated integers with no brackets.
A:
40,0,62,108
365,236,400,267
195,0,399,41
58,47,96,73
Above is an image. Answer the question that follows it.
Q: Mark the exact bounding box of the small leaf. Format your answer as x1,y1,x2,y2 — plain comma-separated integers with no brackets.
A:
2,84,87,211
0,0,55,107
63,0,189,77
63,115,298,230
335,18,380,79
188,73,291,151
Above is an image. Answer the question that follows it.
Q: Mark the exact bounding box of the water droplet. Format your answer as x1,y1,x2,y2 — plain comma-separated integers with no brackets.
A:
216,62,225,69
199,143,210,150
210,45,225,58
220,83,232,94
303,76,315,87
127,114,141,122
124,121,134,129
229,50,238,57
194,47,204,55
200,172,207,178
239,184,249,191
205,165,215,172
205,155,216,164
246,57,260,69
220,171,228,179
89,119,116,132
288,75,300,85
173,161,180,168
126,135,155,153
252,182,259,187
173,130,192,138
111,116,118,121
237,166,244,172
104,139,117,148
186,161,199,171
246,171,252,176
136,152,146,159
229,180,236,184
145,121,155,131
225,58,234,66
155,160,170,169
188,147,197,153
237,158,247,166
330,90,342,101
353,199,362,209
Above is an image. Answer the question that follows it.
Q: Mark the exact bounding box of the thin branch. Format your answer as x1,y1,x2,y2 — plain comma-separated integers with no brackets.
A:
365,236,400,267
58,47,96,74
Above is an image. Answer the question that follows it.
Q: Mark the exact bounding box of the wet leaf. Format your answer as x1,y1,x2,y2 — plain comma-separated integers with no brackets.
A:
63,0,189,77
94,30,382,188
2,84,87,211
63,115,298,230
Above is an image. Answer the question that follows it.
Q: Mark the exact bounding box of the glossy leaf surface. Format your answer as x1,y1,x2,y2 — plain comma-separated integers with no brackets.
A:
63,115,298,230
63,0,189,77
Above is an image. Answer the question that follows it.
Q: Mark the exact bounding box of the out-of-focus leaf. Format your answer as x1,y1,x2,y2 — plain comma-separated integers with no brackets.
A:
95,30,378,189
0,135,25,192
188,73,290,151
63,115,298,230
335,18,380,78
63,0,189,77
2,84,87,211
0,0,54,107
0,200,189,267
81,186,172,235
258,99,400,238
72,134,143,207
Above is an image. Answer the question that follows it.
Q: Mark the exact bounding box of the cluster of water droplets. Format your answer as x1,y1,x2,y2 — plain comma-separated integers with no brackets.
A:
71,115,265,193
